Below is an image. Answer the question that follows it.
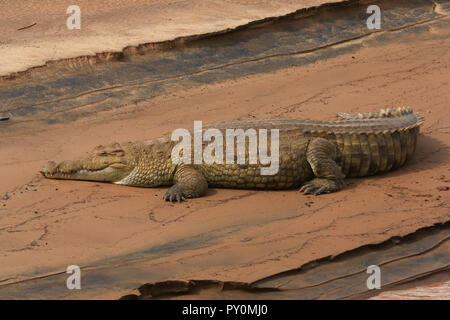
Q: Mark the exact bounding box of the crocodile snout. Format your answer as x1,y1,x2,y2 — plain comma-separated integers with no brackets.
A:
40,161,58,176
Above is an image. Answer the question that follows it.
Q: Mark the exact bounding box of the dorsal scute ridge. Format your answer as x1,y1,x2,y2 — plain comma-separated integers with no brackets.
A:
336,107,414,120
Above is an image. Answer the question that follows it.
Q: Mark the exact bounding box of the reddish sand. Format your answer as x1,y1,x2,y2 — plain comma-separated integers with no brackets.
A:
371,281,450,300
0,0,334,76
0,26,449,299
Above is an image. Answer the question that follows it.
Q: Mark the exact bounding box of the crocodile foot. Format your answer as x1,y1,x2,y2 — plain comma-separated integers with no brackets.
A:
163,185,186,202
299,178,343,195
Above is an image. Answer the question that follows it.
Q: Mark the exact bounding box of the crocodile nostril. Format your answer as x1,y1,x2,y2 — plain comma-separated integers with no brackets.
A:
40,161,57,175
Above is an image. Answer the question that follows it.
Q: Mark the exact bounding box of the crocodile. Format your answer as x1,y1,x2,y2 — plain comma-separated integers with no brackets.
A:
41,107,424,202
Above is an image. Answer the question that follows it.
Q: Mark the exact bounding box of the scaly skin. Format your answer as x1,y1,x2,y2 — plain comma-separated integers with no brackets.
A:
41,107,424,201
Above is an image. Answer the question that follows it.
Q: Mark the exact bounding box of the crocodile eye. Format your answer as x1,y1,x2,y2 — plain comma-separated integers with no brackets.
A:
110,149,125,156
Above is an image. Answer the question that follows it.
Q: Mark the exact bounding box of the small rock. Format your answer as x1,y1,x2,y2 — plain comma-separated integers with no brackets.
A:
437,186,449,191
2,194,9,200
30,241,38,246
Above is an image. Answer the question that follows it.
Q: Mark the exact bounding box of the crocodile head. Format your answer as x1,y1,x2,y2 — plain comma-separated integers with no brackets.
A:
41,143,135,183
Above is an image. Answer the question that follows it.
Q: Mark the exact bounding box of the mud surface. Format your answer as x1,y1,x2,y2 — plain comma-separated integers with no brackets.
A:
371,280,450,300
0,0,337,76
118,223,449,299
0,0,449,299
1,0,448,130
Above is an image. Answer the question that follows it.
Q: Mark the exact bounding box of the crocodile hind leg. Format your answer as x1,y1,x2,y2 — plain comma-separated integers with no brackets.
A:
163,164,208,202
300,138,345,195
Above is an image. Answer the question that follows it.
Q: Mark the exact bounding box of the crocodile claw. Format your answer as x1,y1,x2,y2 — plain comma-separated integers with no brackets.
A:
300,184,328,195
299,178,342,195
163,186,186,202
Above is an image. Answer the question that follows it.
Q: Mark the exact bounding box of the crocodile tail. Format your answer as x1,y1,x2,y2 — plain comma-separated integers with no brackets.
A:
336,107,423,122
333,107,425,178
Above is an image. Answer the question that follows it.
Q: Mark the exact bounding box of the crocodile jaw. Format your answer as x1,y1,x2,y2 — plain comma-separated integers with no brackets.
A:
41,160,132,183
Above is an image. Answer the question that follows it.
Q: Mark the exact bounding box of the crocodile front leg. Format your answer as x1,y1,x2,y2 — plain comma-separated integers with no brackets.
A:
300,137,345,195
163,165,208,202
